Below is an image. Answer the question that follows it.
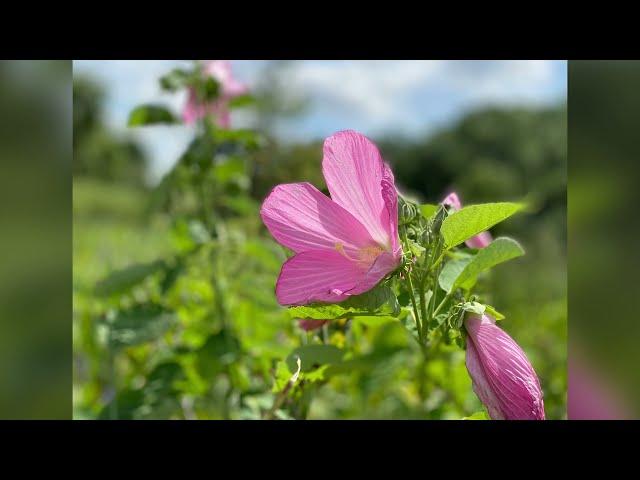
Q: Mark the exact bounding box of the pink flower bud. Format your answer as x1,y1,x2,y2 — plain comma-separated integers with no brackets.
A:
465,314,545,420
298,319,329,332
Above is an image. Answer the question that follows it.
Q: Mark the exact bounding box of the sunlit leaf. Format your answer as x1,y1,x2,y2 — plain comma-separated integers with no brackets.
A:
419,203,438,218
462,411,490,420
441,202,524,248
455,237,525,290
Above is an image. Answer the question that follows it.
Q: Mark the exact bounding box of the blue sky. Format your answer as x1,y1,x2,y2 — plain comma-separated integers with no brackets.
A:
74,60,567,184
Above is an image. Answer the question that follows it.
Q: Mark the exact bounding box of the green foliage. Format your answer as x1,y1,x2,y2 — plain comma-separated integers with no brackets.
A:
287,285,400,320
128,104,177,126
419,204,439,218
440,238,525,293
94,260,167,297
441,202,524,248
73,65,566,420
462,410,490,420
73,76,149,187
159,68,192,92
105,304,175,349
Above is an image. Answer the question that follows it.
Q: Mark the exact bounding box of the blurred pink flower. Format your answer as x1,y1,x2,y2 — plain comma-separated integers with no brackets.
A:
182,60,248,128
568,351,633,420
298,319,329,331
465,313,545,420
442,192,493,248
261,130,402,306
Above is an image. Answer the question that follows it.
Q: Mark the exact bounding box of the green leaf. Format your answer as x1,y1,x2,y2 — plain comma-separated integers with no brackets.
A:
212,129,263,150
106,304,175,349
454,237,525,290
285,345,344,373
272,360,295,392
200,77,220,101
287,284,400,320
460,302,486,315
94,260,167,297
419,203,438,218
228,94,255,109
195,329,241,378
213,156,248,185
484,304,506,321
441,202,524,248
439,256,474,293
463,411,490,420
128,104,177,126
159,68,191,92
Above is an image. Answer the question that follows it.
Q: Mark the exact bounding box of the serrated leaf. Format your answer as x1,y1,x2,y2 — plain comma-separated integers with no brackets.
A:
287,284,400,320
441,202,524,248
454,237,525,290
128,104,177,126
94,260,167,297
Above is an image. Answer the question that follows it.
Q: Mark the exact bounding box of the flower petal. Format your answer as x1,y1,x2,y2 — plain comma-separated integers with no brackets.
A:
465,231,493,249
298,319,329,332
466,337,506,420
350,251,400,296
465,314,545,420
260,182,374,255
322,130,396,249
182,88,201,125
275,250,366,305
381,163,401,257
442,191,462,210
204,60,248,98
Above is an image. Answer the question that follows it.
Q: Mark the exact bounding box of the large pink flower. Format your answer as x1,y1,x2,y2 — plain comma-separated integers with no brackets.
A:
261,130,403,306
465,314,545,420
442,192,493,248
182,60,248,128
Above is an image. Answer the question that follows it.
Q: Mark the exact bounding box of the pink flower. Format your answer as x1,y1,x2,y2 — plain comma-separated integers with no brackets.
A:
442,192,493,248
298,319,329,332
465,313,545,420
568,351,632,420
261,130,403,306
182,60,248,128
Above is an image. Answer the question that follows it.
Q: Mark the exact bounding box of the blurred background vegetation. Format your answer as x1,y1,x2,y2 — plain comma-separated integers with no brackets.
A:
73,62,566,419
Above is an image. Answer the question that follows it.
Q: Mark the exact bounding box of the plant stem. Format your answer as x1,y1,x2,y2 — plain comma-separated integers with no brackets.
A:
418,285,428,343
405,268,422,339
433,292,452,319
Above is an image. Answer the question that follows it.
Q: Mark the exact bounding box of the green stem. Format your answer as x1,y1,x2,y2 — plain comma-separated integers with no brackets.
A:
405,268,422,339
433,292,452,319
418,285,428,343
